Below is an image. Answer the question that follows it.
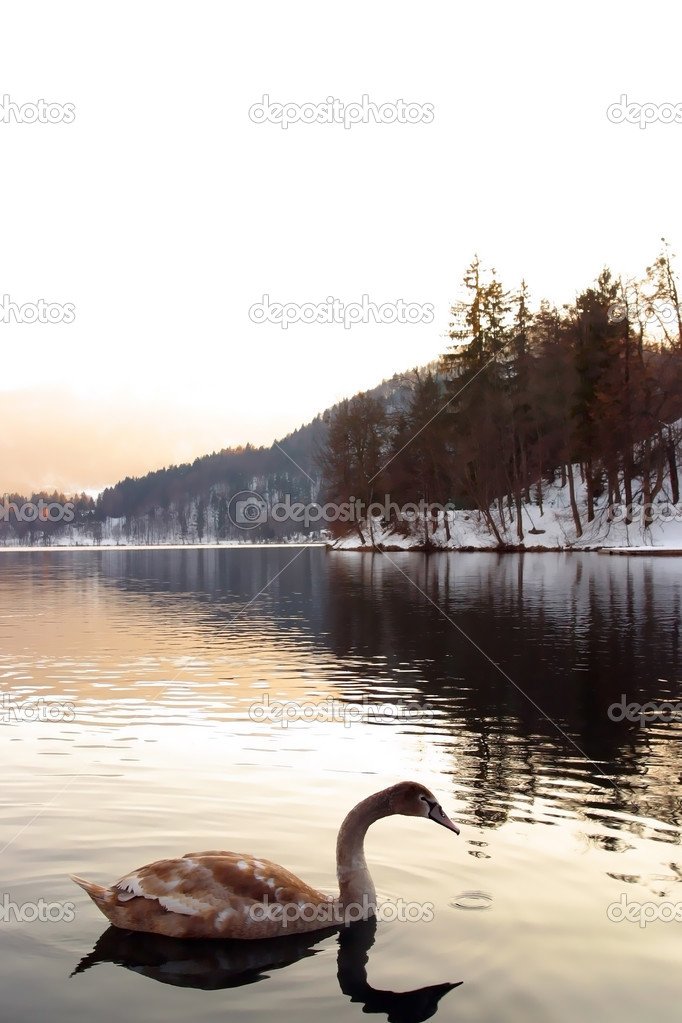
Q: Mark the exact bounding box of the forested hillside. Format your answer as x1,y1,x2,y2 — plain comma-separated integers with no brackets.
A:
3,243,681,549
319,244,682,546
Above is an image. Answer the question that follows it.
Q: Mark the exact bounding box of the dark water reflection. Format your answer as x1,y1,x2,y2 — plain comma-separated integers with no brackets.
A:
85,547,682,832
1,548,681,1023
73,918,460,1022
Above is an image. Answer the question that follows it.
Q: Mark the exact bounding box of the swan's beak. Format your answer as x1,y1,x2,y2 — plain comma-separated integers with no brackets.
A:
430,806,460,835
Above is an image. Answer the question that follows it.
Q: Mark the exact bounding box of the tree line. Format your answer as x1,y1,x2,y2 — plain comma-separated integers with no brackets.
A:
318,242,682,543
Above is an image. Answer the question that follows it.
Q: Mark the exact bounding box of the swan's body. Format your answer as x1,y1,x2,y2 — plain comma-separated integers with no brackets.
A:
71,781,459,940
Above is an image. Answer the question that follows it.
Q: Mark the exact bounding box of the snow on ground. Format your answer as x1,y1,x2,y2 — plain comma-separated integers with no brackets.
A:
4,458,682,553
332,465,682,552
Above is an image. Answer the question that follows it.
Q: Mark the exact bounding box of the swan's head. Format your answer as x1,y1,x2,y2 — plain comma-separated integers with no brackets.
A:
388,781,460,834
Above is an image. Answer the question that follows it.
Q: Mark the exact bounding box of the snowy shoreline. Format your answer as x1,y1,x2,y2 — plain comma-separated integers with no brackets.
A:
329,540,682,555
329,466,682,555
4,465,682,555
2,542,680,555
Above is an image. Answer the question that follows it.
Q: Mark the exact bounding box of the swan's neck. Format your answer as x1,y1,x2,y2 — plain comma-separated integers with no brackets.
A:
336,789,390,907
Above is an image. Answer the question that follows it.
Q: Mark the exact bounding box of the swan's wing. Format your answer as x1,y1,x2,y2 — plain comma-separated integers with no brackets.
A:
112,851,329,918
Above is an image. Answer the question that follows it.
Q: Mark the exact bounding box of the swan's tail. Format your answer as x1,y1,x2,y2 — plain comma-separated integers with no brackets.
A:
70,874,112,909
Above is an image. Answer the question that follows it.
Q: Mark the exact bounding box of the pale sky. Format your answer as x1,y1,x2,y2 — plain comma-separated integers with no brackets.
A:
1,0,680,495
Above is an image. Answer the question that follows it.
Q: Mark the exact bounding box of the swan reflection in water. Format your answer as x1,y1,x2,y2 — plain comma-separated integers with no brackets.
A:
72,916,462,1023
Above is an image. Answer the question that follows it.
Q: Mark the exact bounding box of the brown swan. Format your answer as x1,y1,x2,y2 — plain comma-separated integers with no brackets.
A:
71,780,459,940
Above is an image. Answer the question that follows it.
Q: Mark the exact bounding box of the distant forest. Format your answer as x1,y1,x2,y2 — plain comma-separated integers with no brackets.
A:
3,242,682,545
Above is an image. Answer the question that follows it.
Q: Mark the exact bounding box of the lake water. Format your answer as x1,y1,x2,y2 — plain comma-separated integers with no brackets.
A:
1,547,680,1023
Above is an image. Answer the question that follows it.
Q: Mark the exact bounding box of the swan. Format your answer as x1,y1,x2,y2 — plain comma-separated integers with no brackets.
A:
71,781,459,940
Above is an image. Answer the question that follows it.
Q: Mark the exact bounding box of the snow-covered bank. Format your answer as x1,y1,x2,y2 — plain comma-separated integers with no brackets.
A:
4,440,682,554
331,467,682,553
600,547,682,556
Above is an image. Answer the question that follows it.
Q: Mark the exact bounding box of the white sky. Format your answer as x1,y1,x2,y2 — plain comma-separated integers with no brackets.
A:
1,0,680,495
